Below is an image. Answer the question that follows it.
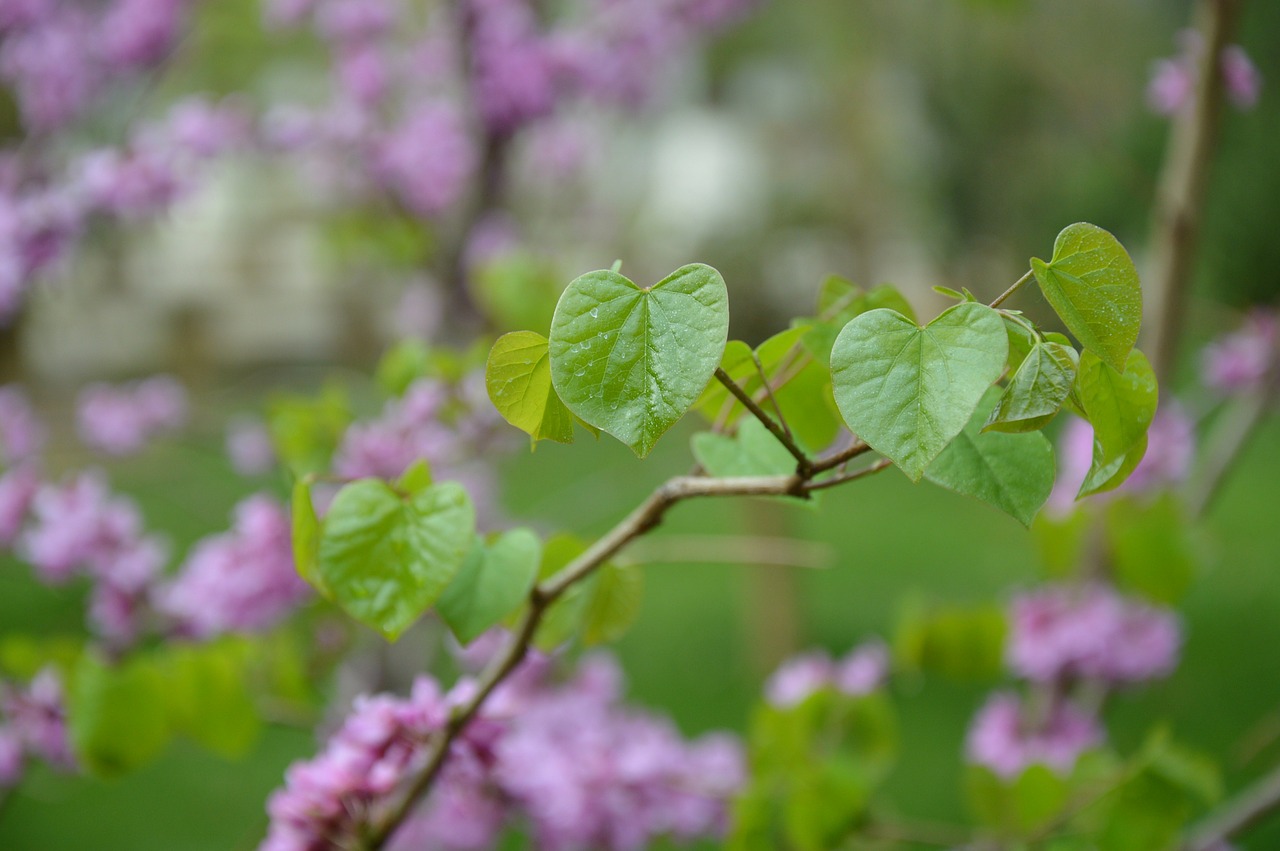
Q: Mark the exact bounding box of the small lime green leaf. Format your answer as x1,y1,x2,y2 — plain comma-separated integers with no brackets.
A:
69,653,171,777
163,641,260,758
437,529,541,645
893,600,1008,681
692,418,797,478
1031,223,1142,372
1104,494,1198,604
610,259,623,273
1075,349,1157,498
376,340,433,397
267,384,351,477
291,478,323,593
934,285,967,301
582,563,645,645
831,303,1008,481
396,459,433,495
985,341,1079,434
317,479,474,641
925,387,1056,526
486,331,576,446
548,264,730,458
470,251,563,333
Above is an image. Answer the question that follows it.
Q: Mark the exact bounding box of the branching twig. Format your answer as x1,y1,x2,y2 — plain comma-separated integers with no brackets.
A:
714,368,811,474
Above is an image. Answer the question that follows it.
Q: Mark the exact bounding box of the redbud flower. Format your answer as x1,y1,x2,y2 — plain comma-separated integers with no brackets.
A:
1201,311,1278,393
226,416,277,476
966,691,1102,779
1222,45,1261,110
0,384,45,464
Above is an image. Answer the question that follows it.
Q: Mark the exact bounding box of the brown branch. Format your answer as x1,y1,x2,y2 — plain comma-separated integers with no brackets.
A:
1184,761,1280,851
1145,0,1245,383
802,458,893,492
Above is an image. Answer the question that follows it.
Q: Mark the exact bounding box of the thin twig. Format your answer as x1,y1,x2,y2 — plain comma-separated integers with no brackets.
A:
1184,761,1280,851
714,368,811,474
810,438,873,474
752,352,793,440
990,268,1035,309
802,458,893,492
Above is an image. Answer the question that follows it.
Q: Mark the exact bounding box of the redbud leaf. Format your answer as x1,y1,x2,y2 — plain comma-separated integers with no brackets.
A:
831,303,1008,481
1031,223,1142,373
691,418,797,478
582,562,645,646
1075,349,1157,498
437,528,541,645
316,479,474,641
925,387,1055,526
486,331,576,446
69,653,172,778
161,640,260,759
549,264,730,458
893,600,1008,682
804,282,916,367
984,341,1079,433
1103,494,1199,605
290,478,324,594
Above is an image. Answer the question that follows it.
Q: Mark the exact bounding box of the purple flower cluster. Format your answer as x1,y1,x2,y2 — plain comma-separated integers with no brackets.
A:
965,691,1102,780
763,640,890,709
77,375,188,456
1201,311,1278,394
157,494,311,639
0,667,75,788
0,384,45,464
965,584,1180,780
262,650,744,851
226,415,278,476
1148,30,1261,116
1007,584,1181,685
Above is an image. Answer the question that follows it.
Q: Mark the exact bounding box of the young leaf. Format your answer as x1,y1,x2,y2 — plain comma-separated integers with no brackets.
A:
69,653,172,777
1031,223,1142,372
291,478,323,592
925,387,1056,526
691,418,797,478
162,641,260,759
1104,495,1199,604
548,264,730,458
984,341,1079,433
582,563,645,646
1075,349,1157,498
437,528,541,645
316,479,474,641
486,331,576,445
830,303,1008,481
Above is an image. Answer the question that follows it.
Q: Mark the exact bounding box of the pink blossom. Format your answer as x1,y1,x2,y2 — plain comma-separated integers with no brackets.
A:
76,375,188,456
834,640,889,696
0,725,21,786
1148,58,1195,116
21,471,146,583
0,465,39,545
0,10,100,131
226,416,277,476
1222,45,1261,110
373,103,476,218
2,667,74,770
100,0,184,70
76,147,186,220
764,651,833,708
156,97,253,158
335,44,391,108
1201,311,1278,393
1007,584,1181,685
157,494,310,638
315,0,397,45
333,379,453,480
966,691,1102,779
0,384,45,463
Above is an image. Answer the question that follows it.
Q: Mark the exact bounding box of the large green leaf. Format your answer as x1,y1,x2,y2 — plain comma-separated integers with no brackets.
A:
437,528,541,644
69,653,172,777
691,418,798,478
486,331,576,445
1075,349,1157,498
582,563,645,646
316,479,474,641
830,303,1008,481
926,388,1056,526
985,341,1078,433
1031,223,1142,372
548,264,730,457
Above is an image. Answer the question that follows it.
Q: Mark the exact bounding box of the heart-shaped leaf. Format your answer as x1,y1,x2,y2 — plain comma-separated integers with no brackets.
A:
984,341,1079,434
830,303,1008,481
692,418,798,478
437,528,541,645
1031,223,1142,373
316,479,474,641
1075,349,1157,498
486,331,576,445
582,563,645,646
549,264,729,458
926,387,1056,527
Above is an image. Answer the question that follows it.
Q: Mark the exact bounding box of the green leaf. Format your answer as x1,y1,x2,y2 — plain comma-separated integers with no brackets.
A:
985,342,1079,433
1031,223,1142,372
437,529,541,644
470,251,562,333
531,535,590,651
376,340,434,397
692,418,797,478
1075,349,1158,498
486,331,577,446
162,641,260,758
548,264,730,458
582,563,645,645
291,478,323,591
830,303,1008,481
805,283,916,367
69,653,172,777
316,479,475,641
894,600,1007,682
1104,495,1198,604
267,384,351,477
925,387,1055,526
396,459,433,495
